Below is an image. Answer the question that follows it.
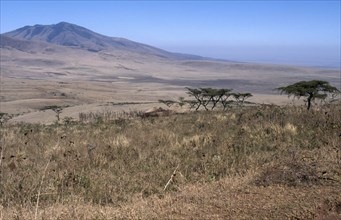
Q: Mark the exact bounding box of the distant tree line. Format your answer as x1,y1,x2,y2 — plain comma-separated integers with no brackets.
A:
159,87,253,111
159,80,340,111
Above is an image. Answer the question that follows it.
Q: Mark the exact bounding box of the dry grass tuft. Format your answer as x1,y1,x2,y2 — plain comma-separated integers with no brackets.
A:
253,155,320,187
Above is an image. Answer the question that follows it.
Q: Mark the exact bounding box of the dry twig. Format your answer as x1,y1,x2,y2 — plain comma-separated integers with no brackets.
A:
0,144,3,168
34,158,51,219
164,164,179,191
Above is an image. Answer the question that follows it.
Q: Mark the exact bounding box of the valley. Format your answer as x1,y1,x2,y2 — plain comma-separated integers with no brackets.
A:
1,22,340,124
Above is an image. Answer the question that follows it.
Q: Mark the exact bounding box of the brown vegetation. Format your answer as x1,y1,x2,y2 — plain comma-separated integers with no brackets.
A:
0,103,340,219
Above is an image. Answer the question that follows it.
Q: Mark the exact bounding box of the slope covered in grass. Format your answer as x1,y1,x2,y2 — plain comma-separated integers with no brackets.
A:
0,104,340,219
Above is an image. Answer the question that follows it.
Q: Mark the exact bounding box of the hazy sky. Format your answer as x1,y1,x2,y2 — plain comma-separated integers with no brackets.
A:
1,1,340,67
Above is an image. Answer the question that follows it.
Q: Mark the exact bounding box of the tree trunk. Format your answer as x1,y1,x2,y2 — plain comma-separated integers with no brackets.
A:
307,95,312,110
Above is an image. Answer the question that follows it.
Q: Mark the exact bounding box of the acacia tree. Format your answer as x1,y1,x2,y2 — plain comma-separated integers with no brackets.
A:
231,92,253,107
186,100,200,110
204,88,232,110
219,89,233,110
40,105,64,123
186,87,233,111
186,87,207,110
277,80,340,110
178,97,186,108
158,99,177,108
200,88,221,110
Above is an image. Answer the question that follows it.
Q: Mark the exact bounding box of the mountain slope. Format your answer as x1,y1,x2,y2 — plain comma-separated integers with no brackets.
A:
0,34,67,53
3,22,203,60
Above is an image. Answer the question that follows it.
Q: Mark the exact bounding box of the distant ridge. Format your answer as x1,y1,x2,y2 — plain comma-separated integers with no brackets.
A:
3,22,203,60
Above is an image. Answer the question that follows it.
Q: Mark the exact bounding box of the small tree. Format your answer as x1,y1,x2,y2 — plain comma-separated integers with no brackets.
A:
231,93,253,107
178,97,186,108
40,105,64,123
158,99,177,108
186,87,206,111
186,87,233,111
277,80,340,110
201,88,231,110
219,89,233,110
185,100,200,110
200,88,219,110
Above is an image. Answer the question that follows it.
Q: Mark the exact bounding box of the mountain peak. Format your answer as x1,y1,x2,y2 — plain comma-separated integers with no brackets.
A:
4,22,113,51
53,22,86,30
3,22,203,60
56,21,72,25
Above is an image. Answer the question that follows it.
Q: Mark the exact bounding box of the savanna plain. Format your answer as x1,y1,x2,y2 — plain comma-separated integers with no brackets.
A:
1,22,341,219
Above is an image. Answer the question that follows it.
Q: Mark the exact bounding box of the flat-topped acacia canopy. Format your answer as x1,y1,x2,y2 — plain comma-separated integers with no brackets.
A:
277,80,340,110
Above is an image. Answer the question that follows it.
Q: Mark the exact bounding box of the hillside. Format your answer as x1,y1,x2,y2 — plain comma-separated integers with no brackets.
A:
0,35,63,53
2,22,203,59
1,104,340,219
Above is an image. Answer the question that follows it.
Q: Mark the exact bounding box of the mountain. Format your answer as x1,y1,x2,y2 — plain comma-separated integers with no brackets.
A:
2,22,203,60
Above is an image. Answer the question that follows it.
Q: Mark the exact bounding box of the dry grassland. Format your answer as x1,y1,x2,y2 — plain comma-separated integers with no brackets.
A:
2,45,340,124
0,103,340,219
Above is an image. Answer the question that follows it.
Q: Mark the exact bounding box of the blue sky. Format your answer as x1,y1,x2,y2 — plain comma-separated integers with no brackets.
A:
1,1,340,67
